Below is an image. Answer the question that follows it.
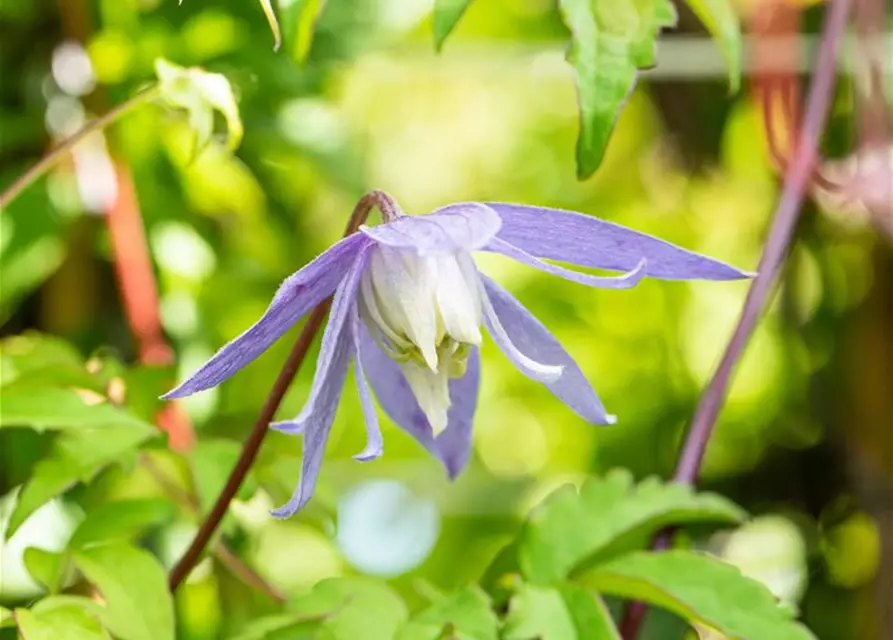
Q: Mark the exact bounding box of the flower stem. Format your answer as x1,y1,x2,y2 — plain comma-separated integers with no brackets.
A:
0,85,158,211
619,0,853,635
167,189,401,592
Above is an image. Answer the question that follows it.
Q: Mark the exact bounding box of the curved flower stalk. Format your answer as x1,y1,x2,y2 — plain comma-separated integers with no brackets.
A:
163,201,752,518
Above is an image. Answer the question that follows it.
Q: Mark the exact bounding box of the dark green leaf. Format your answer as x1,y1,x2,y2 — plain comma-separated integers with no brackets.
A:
558,0,677,178
289,577,408,639
72,543,175,640
518,470,745,584
586,551,817,640
433,0,474,51
68,499,175,550
13,606,110,640
397,586,498,640
23,547,65,593
684,0,741,90
5,424,156,538
503,583,620,639
0,385,156,432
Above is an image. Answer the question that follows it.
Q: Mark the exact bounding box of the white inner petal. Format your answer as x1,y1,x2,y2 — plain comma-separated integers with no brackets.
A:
400,359,451,437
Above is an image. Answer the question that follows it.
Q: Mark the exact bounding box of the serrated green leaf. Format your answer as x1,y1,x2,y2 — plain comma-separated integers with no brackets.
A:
13,606,110,640
558,0,677,179
586,551,817,640
684,0,741,91
23,547,65,593
68,499,175,550
518,470,746,584
289,577,408,639
397,586,498,640
154,58,243,156
503,583,620,640
433,0,474,51
73,543,175,640
5,425,156,539
0,385,156,432
277,0,326,63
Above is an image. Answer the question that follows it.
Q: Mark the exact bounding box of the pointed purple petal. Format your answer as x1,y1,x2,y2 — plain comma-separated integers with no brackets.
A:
356,325,480,478
351,305,383,462
486,202,753,281
269,330,352,518
487,237,647,289
481,275,615,425
162,233,370,399
359,202,501,255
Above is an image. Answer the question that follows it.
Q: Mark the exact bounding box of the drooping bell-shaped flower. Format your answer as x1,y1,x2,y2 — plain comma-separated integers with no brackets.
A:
163,201,752,518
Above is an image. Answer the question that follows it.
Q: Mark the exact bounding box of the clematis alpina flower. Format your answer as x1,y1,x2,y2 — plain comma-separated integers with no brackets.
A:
163,201,751,517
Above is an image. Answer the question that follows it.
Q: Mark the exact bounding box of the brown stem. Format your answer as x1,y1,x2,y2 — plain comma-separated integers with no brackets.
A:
619,0,854,635
167,189,399,592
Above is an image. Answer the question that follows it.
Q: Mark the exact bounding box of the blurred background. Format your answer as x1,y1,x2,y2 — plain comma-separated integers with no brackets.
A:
0,0,890,638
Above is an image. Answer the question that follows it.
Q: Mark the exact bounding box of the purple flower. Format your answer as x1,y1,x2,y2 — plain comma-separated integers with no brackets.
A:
163,202,751,517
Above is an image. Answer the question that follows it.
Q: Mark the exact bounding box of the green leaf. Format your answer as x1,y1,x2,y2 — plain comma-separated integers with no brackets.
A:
433,0,474,51
5,424,156,539
277,0,327,63
155,58,243,156
13,606,110,640
229,613,325,640
0,606,14,629
503,583,620,639
684,0,741,91
257,0,282,51
0,385,156,432
23,547,65,593
289,577,408,639
68,499,175,550
190,438,255,522
518,470,746,584
558,0,677,179
72,543,175,640
397,586,499,640
586,551,817,640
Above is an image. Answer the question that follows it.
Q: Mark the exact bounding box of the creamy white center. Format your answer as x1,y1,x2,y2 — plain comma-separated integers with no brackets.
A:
358,245,482,435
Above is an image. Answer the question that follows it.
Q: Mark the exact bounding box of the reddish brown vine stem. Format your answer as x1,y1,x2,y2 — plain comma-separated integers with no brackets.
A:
167,190,398,592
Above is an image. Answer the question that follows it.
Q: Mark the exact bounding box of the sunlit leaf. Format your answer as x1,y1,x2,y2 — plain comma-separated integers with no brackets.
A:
517,470,746,584
155,58,243,157
229,613,325,640
4,424,156,539
277,0,327,63
68,499,175,550
503,583,620,639
0,606,13,629
13,606,110,640
433,0,474,51
558,0,677,178
23,547,65,593
586,551,817,640
397,586,498,640
684,0,741,91
0,385,155,432
72,543,175,640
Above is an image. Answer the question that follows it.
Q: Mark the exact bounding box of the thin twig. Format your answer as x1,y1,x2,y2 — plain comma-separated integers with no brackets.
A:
140,453,286,603
167,189,400,592
619,0,854,635
0,85,158,211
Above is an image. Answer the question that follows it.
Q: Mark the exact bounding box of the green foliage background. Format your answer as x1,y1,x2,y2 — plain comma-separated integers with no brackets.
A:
1,0,890,638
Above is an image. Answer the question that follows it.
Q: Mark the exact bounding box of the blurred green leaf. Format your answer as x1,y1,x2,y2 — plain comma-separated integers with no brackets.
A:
13,606,110,640
68,499,175,550
257,0,283,51
72,543,175,640
503,583,619,639
517,470,746,584
0,385,157,432
229,613,325,640
277,0,326,63
558,0,677,178
586,551,817,640
397,586,498,640
0,606,12,629
0,333,95,389
155,58,243,157
289,577,408,639
190,438,255,516
23,547,65,593
684,0,741,91
5,424,156,539
433,0,474,51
